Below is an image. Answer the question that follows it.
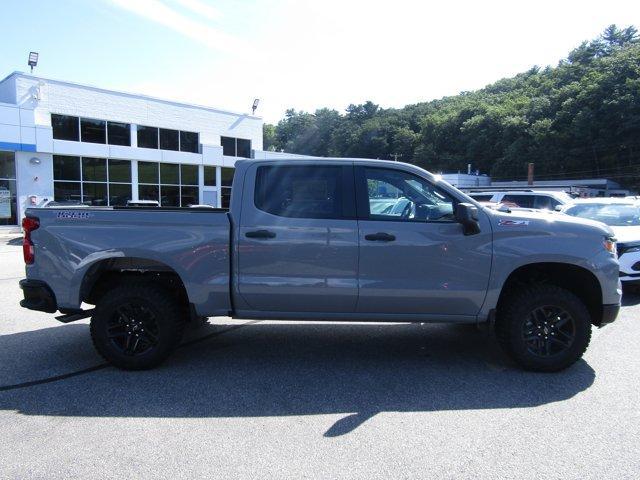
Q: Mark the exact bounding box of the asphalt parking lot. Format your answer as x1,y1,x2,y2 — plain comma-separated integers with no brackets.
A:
0,233,639,479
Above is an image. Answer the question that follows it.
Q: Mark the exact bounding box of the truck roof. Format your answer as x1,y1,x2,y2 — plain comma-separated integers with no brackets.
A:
238,157,414,167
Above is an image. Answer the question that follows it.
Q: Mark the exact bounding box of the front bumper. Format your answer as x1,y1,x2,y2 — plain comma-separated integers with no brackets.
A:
600,303,620,326
19,279,57,313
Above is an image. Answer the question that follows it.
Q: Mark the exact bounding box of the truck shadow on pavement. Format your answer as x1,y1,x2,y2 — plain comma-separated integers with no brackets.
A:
0,321,595,437
5,237,22,246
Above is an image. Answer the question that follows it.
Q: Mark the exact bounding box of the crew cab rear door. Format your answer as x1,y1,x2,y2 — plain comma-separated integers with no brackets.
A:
236,162,358,313
355,165,492,317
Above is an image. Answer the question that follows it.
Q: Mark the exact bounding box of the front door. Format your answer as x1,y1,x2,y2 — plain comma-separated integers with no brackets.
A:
355,166,492,317
237,163,359,313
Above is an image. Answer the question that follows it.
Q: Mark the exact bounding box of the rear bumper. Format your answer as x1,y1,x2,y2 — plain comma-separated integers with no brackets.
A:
600,303,620,326
19,279,57,313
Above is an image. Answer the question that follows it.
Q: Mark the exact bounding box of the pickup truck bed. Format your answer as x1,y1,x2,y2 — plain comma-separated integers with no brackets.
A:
22,207,233,317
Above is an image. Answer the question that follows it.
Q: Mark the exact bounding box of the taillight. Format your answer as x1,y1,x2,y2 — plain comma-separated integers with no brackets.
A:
22,217,39,265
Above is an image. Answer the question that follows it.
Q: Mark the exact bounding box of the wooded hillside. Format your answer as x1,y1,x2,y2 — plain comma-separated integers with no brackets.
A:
264,26,640,188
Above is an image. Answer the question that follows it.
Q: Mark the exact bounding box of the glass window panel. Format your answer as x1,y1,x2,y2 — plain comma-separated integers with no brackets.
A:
502,195,534,208
180,186,199,207
161,185,180,207
160,163,179,184
180,131,199,153
107,122,131,146
533,196,554,210
159,128,179,151
138,184,159,202
221,187,232,209
469,194,493,202
137,126,158,149
108,159,131,183
363,167,455,222
82,182,108,206
236,138,251,158
204,166,216,186
54,181,81,203
0,179,17,225
138,161,159,184
82,157,107,182
80,118,107,144
53,155,80,181
221,136,235,156
0,152,16,179
109,183,132,206
221,167,234,187
181,164,198,185
255,166,343,219
51,114,79,141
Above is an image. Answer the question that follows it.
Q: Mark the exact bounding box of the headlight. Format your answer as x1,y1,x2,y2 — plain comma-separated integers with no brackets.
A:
603,237,617,256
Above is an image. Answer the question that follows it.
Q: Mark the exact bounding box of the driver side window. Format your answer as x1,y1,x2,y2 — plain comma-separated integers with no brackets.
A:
361,167,455,222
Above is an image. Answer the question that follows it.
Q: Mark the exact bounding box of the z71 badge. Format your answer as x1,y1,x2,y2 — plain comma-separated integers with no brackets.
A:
56,211,92,220
498,219,529,226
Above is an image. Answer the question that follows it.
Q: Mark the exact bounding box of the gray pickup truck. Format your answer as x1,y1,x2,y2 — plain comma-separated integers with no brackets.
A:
19,159,621,372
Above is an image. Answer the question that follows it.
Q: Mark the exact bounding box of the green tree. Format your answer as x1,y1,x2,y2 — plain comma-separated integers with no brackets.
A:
264,25,640,191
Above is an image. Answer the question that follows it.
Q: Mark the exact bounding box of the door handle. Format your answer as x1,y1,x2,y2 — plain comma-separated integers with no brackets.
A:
245,229,276,239
365,232,396,242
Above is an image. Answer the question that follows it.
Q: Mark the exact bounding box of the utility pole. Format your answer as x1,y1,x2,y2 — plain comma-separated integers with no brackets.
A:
527,162,535,185
390,153,403,162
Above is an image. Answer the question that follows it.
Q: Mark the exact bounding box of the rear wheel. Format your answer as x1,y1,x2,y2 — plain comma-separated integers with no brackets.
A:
90,282,185,370
496,285,592,372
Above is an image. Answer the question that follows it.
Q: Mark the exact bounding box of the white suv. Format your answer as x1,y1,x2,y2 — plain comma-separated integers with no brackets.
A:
468,190,573,210
561,198,640,285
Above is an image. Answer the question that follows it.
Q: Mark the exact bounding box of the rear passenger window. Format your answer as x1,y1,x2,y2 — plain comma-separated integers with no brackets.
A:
255,165,350,219
502,195,534,208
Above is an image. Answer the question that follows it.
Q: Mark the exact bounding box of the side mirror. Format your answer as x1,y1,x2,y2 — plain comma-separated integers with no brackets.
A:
455,203,480,236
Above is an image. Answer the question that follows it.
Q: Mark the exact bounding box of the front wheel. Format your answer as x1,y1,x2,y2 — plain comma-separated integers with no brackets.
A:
496,285,592,372
90,282,185,370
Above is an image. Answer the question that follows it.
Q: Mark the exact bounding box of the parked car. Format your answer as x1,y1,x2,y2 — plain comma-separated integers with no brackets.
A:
561,198,640,285
468,190,573,210
19,159,620,372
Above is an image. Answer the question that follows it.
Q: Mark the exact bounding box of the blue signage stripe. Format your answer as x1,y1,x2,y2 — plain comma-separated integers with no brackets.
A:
0,141,37,152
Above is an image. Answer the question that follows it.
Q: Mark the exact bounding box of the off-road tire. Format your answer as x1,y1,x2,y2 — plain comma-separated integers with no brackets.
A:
495,284,592,372
90,281,185,370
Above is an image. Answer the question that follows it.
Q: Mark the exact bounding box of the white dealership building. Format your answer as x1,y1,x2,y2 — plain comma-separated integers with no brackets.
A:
0,71,304,226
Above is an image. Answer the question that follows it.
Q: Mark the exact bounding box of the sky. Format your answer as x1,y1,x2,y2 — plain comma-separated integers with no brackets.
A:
1,0,639,123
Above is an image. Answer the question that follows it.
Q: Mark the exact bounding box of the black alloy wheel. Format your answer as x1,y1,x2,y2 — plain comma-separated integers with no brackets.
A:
496,284,592,372
107,304,161,356
522,306,576,357
90,281,185,370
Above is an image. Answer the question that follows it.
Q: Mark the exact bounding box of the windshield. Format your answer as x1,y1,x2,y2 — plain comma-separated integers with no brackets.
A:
564,203,640,226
